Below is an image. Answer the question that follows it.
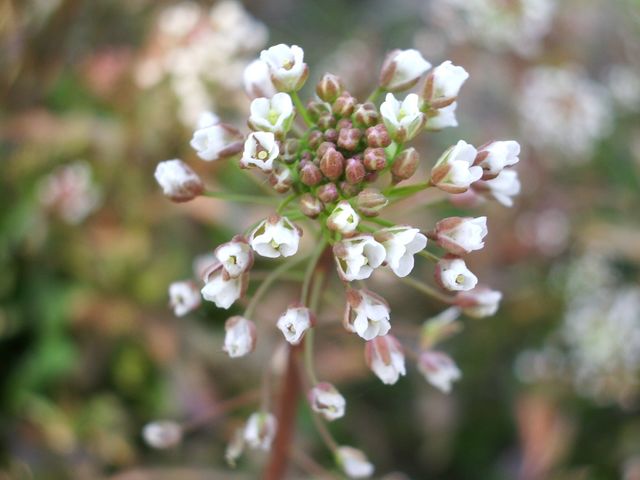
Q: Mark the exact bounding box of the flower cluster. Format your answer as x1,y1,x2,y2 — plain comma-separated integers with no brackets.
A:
153,44,520,477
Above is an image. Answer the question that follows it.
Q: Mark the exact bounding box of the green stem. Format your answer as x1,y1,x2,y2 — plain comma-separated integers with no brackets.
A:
304,268,325,386
204,191,277,204
291,91,314,127
399,275,453,304
383,181,432,197
301,239,328,304
367,86,386,103
419,250,440,263
364,216,395,228
277,193,297,214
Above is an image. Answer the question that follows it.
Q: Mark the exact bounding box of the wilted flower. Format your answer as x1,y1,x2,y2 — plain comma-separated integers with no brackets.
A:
154,159,204,202
344,289,391,341
240,131,279,171
334,235,386,281
336,446,375,478
431,140,483,193
375,226,427,277
243,59,277,99
201,263,245,309
248,92,295,137
143,420,183,449
169,281,201,317
249,215,301,258
309,382,346,421
260,44,308,92
223,316,257,358
455,286,503,318
190,123,243,161
417,350,462,393
434,216,488,255
435,256,478,291
379,48,431,92
380,93,425,142
327,201,360,234
365,334,406,385
277,306,313,345
244,412,277,451
475,140,521,178
423,60,469,106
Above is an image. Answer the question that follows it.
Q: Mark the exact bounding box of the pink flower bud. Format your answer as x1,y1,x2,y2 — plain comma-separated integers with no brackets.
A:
299,193,324,218
309,382,346,421
324,128,339,143
316,141,336,159
338,127,362,151
281,138,299,164
308,130,324,149
332,91,356,117
154,159,204,202
345,157,366,184
317,183,339,203
223,316,257,358
365,124,392,148
320,147,345,180
363,147,387,171
417,350,461,393
356,188,388,217
316,73,343,103
340,181,363,198
391,147,419,183
299,161,323,186
365,334,406,385
317,114,337,130
353,102,380,128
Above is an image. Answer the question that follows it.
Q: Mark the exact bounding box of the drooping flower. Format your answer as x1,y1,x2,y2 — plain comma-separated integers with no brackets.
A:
215,236,254,278
248,92,295,137
455,286,503,318
380,93,425,142
344,288,391,341
200,263,245,309
336,446,375,479
475,140,521,178
244,412,277,451
379,48,432,92
434,216,488,255
474,169,521,207
327,201,360,235
333,235,386,282
423,61,469,107
431,140,483,193
190,123,243,161
309,382,346,421
223,316,257,358
168,280,201,317
375,226,427,277
243,59,277,99
142,420,183,449
249,215,301,258
276,305,313,345
260,44,309,92
240,131,279,172
417,350,462,393
435,256,478,292
365,334,406,385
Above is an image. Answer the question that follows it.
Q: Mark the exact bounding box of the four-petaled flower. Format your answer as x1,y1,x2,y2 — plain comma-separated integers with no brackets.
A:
431,140,484,193
309,382,346,421
417,350,462,393
379,48,432,92
260,44,308,92
333,235,386,281
434,216,488,255
276,305,314,345
344,288,391,341
248,92,296,137
249,215,301,258
380,93,425,142
215,236,254,278
223,316,257,358
240,131,280,172
376,226,427,277
454,286,503,318
423,61,469,107
475,140,521,178
435,256,479,292
327,201,360,234
168,280,201,317
365,334,406,385
200,262,245,309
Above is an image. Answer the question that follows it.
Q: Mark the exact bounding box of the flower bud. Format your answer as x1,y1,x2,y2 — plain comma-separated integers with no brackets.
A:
223,316,257,358
169,280,202,317
281,138,299,164
379,49,432,92
250,215,301,258
353,102,380,128
422,61,469,108
309,382,346,421
365,334,406,385
345,157,366,184
244,412,277,451
317,183,339,203
431,140,483,193
337,127,362,151
336,446,375,479
260,43,308,92
364,171,378,183
340,181,362,198
299,161,323,186
307,100,332,120
324,128,339,143
356,188,388,217
277,305,314,345
363,147,387,171
154,159,204,203
316,141,336,159
215,235,254,278
434,255,478,291
454,286,502,318
320,147,345,180
333,91,356,117
344,288,391,340
143,421,183,449
327,200,360,234
299,193,324,218
317,114,337,130
365,124,392,148
417,350,461,393
391,147,419,183
434,216,488,255
308,130,324,150
269,165,293,193
316,73,343,102
336,118,352,130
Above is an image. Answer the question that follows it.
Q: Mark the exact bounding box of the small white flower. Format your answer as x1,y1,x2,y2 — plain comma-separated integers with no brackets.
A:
344,289,391,341
260,44,309,92
379,48,432,92
154,159,204,202
333,235,386,282
365,334,406,385
215,236,253,278
190,123,243,162
248,92,295,137
309,382,346,421
425,101,458,130
196,110,219,129
223,316,257,358
476,140,521,178
276,306,313,345
327,201,360,235
336,446,375,479
376,226,427,277
431,140,483,193
249,215,300,258
380,93,425,142
225,428,245,467
244,412,277,451
417,351,462,393
240,131,279,172
201,263,244,309
425,61,469,105
243,59,277,99
455,286,503,318
168,281,201,317
142,420,182,449
435,216,488,255
475,169,521,207
435,256,478,292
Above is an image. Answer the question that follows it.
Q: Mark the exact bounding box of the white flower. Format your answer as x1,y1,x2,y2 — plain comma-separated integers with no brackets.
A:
248,92,295,137
333,235,386,282
475,169,521,207
336,446,375,479
249,215,300,258
215,236,253,278
435,256,478,291
168,281,201,317
380,93,425,142
365,334,406,385
260,44,308,92
309,382,346,421
276,306,313,345
154,159,204,202
142,420,182,449
243,59,277,99
455,286,503,318
376,226,427,277
240,131,279,172
435,216,488,255
344,289,391,341
476,140,521,178
196,110,219,129
201,263,244,309
244,412,277,451
417,351,462,393
379,48,431,92
431,140,483,193
425,101,458,130
190,123,243,161
225,428,245,467
327,201,360,235
223,316,257,358
425,61,469,105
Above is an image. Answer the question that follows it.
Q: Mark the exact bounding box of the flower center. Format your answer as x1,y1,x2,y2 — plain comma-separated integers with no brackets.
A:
455,274,465,285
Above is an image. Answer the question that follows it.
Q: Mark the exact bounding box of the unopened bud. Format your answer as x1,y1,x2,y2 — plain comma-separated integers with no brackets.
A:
353,102,380,128
299,162,323,186
337,118,352,130
316,73,343,103
366,124,392,148
340,181,363,198
324,128,339,143
299,193,324,218
317,114,337,130
320,147,345,180
363,147,387,171
356,188,388,217
345,157,366,184
308,130,324,150
364,171,379,183
307,100,331,120
317,141,336,159
317,183,339,203
338,128,362,151
391,147,419,183
154,159,204,202
281,139,300,164
332,92,356,117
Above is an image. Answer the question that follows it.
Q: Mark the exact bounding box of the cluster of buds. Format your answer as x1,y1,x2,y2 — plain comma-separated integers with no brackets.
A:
153,43,519,477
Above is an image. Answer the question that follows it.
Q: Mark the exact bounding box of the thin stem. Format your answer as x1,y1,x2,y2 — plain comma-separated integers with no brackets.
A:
383,181,432,197
419,250,440,263
182,389,261,433
399,275,454,304
301,238,328,304
364,216,395,228
277,193,297,214
292,448,340,480
367,86,385,103
204,191,277,204
304,267,326,386
291,91,314,127
310,407,339,452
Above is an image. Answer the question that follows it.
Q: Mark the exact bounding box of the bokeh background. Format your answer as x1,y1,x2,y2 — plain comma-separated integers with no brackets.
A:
1,0,639,478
